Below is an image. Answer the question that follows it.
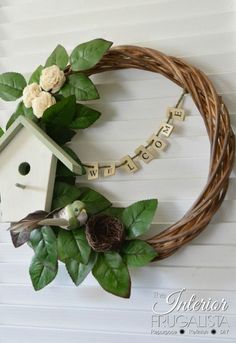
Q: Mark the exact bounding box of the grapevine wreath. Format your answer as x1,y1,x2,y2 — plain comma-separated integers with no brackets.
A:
0,39,235,298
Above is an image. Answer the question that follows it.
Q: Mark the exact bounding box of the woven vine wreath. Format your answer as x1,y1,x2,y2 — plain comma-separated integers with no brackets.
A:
0,39,235,298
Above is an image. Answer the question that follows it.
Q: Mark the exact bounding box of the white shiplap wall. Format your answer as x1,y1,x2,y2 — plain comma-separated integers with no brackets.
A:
0,0,236,342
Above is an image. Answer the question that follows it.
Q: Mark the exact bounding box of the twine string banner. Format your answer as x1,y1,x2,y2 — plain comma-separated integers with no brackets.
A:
85,90,187,180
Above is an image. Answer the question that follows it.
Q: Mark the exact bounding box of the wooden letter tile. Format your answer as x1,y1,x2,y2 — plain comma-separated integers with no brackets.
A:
120,155,139,173
87,162,99,180
135,145,154,164
104,162,116,177
147,134,167,151
167,107,185,121
160,123,174,137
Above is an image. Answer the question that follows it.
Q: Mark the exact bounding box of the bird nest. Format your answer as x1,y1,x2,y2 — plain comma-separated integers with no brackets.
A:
86,45,235,260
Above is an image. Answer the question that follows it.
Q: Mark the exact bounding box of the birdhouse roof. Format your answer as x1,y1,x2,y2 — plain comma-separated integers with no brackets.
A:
0,115,84,175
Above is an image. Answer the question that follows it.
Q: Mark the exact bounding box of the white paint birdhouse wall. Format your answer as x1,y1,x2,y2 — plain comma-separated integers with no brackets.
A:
0,116,83,222
0,126,56,222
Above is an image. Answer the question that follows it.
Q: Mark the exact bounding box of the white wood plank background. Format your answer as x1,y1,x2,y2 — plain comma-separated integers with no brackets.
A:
0,0,236,342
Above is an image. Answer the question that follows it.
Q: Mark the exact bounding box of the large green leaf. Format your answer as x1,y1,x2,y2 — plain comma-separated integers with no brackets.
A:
52,181,81,209
122,199,158,239
66,251,97,286
55,171,76,185
0,72,26,101
45,44,69,70
70,104,101,129
70,38,113,71
92,252,131,298
121,239,157,267
0,127,4,137
42,95,76,128
29,227,58,290
102,207,124,220
28,65,43,84
62,146,86,174
6,101,37,129
57,228,91,264
60,74,99,101
46,126,76,145
56,146,86,181
78,187,112,214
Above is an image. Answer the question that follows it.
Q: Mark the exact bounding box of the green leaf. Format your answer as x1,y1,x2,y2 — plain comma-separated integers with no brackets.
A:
66,251,97,286
60,74,99,101
55,174,76,185
92,252,131,298
46,127,76,145
29,227,58,290
70,104,101,129
62,146,85,172
52,181,81,209
28,65,43,84
122,199,158,239
102,207,124,220
30,256,58,291
79,187,112,214
42,95,76,128
30,229,42,251
57,228,91,264
0,72,27,101
0,127,4,137
56,161,76,184
121,239,157,267
53,93,64,102
45,44,69,70
6,113,19,130
56,146,86,180
6,101,37,129
70,38,113,71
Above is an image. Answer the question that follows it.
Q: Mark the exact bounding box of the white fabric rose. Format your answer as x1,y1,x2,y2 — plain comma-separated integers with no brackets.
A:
22,83,42,108
40,65,66,93
32,91,56,118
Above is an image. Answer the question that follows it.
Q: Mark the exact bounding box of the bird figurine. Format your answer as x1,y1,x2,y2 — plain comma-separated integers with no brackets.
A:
8,200,87,248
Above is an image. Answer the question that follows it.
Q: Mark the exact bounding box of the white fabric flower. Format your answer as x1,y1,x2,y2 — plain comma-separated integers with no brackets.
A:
22,83,42,108
32,91,56,118
40,65,66,93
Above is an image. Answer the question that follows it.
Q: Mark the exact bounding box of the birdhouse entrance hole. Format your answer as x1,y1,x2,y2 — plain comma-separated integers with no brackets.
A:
18,162,31,176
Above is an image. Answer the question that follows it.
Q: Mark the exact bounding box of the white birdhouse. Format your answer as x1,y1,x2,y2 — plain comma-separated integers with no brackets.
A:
0,116,83,222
